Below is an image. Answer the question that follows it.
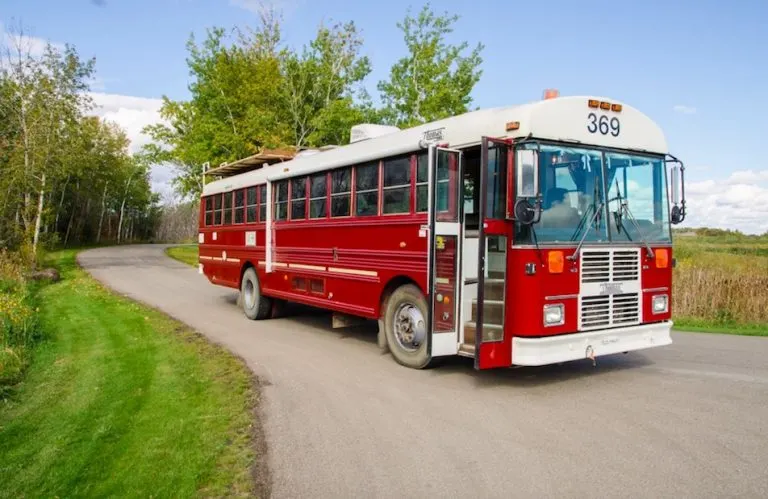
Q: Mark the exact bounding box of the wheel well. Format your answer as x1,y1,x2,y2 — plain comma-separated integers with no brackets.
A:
379,276,421,318
239,261,256,287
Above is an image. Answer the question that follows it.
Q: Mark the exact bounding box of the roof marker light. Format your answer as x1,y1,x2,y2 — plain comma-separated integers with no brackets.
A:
543,89,560,100
611,103,623,112
588,99,600,108
599,101,611,110
506,121,520,131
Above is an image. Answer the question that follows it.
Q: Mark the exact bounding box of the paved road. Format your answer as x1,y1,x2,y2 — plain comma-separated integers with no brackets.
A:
79,245,768,499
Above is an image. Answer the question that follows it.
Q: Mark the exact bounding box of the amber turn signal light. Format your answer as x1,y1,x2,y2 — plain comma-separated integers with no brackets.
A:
548,250,565,274
655,248,669,269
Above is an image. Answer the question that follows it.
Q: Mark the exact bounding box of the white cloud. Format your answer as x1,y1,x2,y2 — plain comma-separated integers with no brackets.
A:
673,105,697,115
88,92,176,200
0,22,63,58
682,170,768,234
89,92,164,154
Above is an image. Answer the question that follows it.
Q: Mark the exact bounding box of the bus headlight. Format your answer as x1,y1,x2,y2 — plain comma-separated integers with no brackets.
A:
543,304,564,327
652,295,668,314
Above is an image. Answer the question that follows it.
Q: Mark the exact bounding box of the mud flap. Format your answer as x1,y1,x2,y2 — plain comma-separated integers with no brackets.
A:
377,317,389,354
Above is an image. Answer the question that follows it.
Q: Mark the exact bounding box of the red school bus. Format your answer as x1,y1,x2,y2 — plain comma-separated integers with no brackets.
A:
198,93,688,370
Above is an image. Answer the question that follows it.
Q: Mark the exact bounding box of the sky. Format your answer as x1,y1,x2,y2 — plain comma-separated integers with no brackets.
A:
2,0,767,233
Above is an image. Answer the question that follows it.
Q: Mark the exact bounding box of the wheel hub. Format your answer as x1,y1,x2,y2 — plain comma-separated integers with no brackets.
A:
393,303,426,352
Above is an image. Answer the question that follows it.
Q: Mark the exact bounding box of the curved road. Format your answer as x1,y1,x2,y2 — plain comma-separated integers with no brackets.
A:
79,245,768,498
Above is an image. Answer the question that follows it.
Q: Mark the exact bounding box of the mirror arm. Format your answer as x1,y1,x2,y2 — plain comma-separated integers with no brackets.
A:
532,195,543,223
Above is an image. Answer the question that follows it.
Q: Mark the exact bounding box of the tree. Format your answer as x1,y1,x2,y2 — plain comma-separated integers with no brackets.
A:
0,22,157,253
377,3,484,128
143,7,377,200
0,25,97,257
143,18,290,200
281,20,374,147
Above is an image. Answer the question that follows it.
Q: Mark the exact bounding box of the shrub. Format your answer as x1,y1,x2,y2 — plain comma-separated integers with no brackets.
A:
0,250,41,392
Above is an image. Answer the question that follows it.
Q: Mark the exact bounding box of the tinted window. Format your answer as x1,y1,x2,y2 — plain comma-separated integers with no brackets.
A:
356,162,378,216
275,181,288,221
331,168,351,217
224,192,233,224
383,156,411,187
383,156,411,214
291,177,307,220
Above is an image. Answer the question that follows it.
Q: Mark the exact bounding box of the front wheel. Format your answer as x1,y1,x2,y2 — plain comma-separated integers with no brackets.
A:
240,267,272,320
382,284,434,369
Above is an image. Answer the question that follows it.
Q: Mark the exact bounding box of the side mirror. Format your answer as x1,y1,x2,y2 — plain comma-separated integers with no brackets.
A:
514,199,537,225
668,160,686,224
670,165,680,206
516,149,538,198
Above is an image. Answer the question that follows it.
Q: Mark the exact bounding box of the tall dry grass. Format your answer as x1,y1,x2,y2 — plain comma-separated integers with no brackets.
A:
672,237,768,328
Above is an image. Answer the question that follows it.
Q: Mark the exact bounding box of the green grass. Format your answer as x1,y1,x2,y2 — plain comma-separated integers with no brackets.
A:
166,245,199,267
0,250,266,498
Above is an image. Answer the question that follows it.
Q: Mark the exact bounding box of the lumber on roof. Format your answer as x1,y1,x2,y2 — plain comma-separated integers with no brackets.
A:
203,147,298,179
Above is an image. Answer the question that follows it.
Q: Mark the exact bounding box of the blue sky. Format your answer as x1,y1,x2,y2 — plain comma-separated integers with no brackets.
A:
2,0,768,232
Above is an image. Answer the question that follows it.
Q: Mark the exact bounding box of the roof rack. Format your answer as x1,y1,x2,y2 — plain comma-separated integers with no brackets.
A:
203,147,299,180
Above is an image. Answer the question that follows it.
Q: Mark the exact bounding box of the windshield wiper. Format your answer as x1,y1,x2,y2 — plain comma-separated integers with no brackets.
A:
568,199,604,262
610,179,654,259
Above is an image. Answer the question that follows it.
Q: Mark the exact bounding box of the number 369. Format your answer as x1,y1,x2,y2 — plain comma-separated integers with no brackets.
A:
587,113,620,137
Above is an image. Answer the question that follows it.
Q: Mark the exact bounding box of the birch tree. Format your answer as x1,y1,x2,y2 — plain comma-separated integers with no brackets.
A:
377,3,484,128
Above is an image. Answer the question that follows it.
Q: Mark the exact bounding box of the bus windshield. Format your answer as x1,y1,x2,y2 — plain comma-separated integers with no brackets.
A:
514,143,671,245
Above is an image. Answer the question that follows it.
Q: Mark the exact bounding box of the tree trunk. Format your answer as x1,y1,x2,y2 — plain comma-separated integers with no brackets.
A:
117,174,134,244
54,175,70,233
96,182,108,243
32,173,46,257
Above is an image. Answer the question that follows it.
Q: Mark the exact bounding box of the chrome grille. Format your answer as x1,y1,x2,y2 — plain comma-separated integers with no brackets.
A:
581,251,611,283
613,250,640,282
579,248,641,330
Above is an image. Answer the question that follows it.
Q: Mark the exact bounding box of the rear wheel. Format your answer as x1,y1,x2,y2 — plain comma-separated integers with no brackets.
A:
383,284,433,369
240,267,272,320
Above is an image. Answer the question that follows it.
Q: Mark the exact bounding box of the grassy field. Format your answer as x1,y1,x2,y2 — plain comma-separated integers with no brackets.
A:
672,231,768,335
0,250,267,497
166,244,199,267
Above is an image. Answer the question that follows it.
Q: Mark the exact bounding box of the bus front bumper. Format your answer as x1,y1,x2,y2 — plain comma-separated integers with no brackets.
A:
511,321,673,367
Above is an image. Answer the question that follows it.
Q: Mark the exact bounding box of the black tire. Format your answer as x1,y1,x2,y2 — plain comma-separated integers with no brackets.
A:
240,267,272,320
383,284,433,369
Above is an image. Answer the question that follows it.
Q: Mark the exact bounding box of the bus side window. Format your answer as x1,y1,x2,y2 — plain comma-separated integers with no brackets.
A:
382,155,411,214
416,152,428,212
224,192,233,225
246,187,257,223
356,161,379,217
205,196,214,226
275,181,288,221
234,189,245,224
214,193,223,225
258,185,266,222
291,177,307,220
310,173,328,218
331,168,351,217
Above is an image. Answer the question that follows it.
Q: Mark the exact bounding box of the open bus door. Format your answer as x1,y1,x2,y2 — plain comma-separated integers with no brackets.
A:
427,145,463,358
475,137,513,369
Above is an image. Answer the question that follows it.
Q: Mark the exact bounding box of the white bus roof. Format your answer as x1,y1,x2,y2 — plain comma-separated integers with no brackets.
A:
202,96,668,196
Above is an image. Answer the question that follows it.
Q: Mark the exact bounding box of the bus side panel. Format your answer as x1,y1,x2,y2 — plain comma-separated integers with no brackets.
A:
260,218,428,319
